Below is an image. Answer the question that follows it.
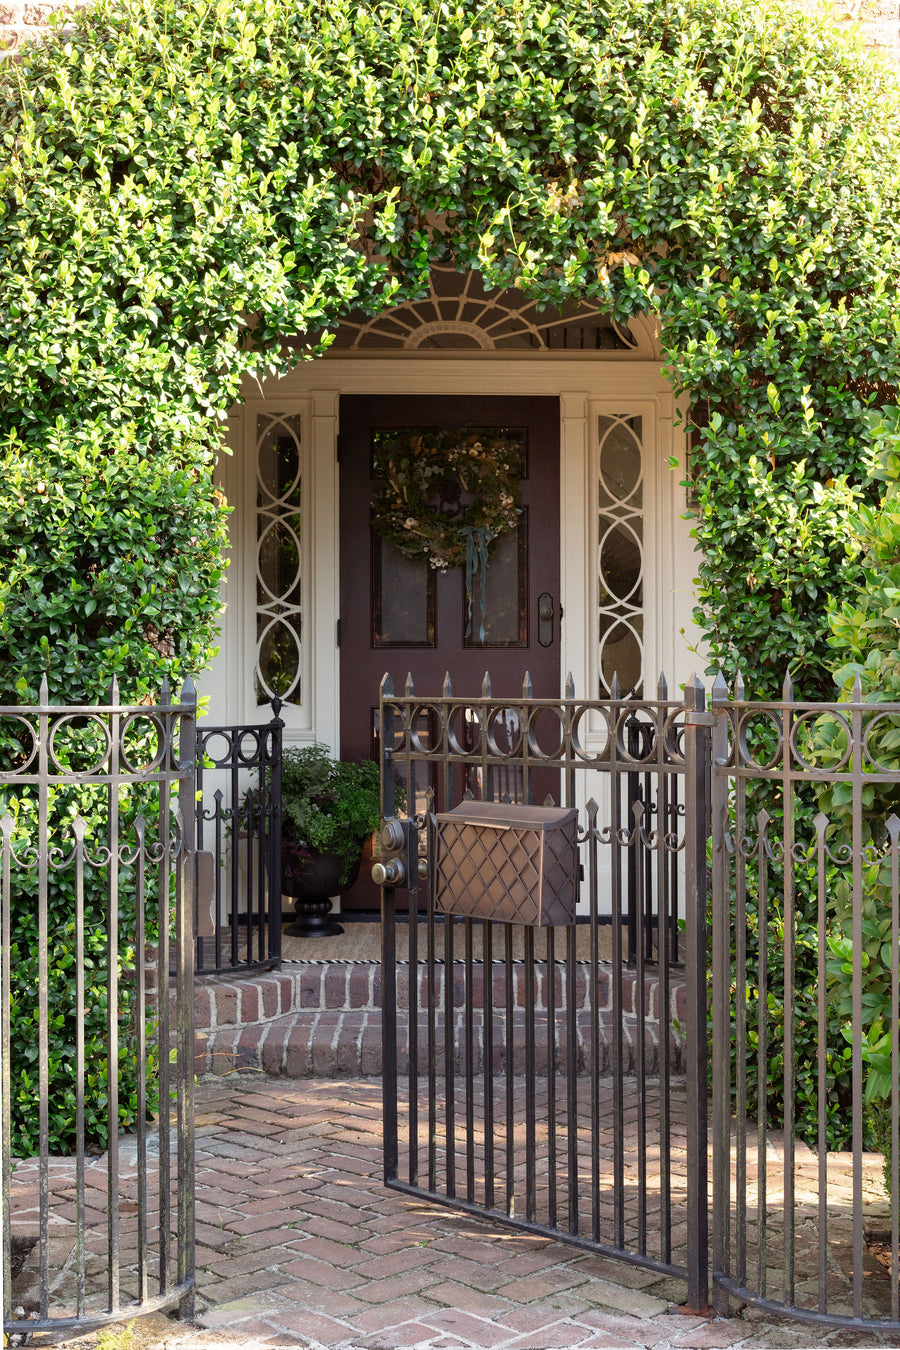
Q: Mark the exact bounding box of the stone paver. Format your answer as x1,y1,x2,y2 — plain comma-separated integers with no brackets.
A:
12,1075,900,1350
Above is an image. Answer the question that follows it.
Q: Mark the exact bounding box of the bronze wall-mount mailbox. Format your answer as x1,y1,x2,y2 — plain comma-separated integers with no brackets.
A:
433,801,579,926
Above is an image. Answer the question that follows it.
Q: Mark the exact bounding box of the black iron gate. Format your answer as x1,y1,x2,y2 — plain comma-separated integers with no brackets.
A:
379,671,900,1332
377,673,712,1313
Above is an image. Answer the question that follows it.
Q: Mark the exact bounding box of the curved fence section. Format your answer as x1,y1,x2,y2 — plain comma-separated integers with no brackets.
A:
711,674,900,1331
0,678,196,1338
195,702,283,976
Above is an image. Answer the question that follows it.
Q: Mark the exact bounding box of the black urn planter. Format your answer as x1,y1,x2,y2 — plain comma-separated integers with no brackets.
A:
281,841,363,938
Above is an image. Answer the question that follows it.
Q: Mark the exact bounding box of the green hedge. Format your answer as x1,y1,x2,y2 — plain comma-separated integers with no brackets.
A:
2,0,900,1148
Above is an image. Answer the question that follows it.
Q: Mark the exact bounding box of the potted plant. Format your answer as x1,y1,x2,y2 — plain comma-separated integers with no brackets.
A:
280,744,381,937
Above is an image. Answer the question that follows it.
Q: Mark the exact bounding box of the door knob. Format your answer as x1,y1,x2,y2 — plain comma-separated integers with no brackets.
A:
538,592,554,647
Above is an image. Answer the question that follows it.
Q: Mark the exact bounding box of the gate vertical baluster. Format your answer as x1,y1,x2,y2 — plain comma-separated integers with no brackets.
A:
484,917,494,1210
427,789,438,1194
176,678,197,1320
710,672,730,1315
213,790,224,973
69,816,87,1316
505,921,515,1216
465,914,475,1204
441,677,456,1198
587,797,601,1244
107,677,121,1315
733,695,748,1293
756,809,770,1298
481,675,495,1210
524,923,536,1223
626,711,639,966
37,677,50,1322
683,674,710,1314
444,913,455,1199
1,816,12,1324
889,814,900,1323
546,924,556,1229
552,673,575,1236
610,676,625,1250
268,701,283,965
134,814,148,1305
850,675,864,1320
656,678,671,1265
230,738,242,969
566,916,578,1235
407,806,419,1189
815,810,829,1315
781,674,796,1311
405,676,418,1191
157,681,172,1295
632,800,647,1257
380,677,399,1187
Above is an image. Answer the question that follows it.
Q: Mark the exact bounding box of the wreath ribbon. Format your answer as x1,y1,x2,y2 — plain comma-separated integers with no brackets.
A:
463,526,495,644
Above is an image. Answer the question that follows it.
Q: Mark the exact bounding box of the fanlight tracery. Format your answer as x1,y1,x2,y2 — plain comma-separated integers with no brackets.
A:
329,268,639,352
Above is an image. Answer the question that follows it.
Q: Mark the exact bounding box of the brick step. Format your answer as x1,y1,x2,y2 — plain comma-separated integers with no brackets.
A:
195,1007,684,1080
193,959,686,1034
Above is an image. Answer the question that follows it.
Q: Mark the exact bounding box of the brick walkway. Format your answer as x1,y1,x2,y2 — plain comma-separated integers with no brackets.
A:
150,1078,900,1347
13,1074,900,1350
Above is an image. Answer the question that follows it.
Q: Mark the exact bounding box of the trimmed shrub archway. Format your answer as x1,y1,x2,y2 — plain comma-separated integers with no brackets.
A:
2,0,900,705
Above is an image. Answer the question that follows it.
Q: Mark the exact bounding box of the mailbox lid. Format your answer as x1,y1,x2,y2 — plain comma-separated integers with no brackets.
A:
436,801,577,832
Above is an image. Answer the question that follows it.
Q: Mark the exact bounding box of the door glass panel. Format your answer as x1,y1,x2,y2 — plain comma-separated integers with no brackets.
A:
597,415,644,697
599,615,643,696
373,537,435,647
465,517,527,648
255,412,303,706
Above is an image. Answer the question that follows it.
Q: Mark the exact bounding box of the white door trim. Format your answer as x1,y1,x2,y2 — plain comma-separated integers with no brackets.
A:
203,356,700,749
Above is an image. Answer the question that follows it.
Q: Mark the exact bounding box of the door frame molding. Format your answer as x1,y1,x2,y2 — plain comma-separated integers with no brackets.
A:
206,357,697,753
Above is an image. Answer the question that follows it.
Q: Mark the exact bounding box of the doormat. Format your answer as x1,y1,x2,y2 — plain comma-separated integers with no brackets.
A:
280,919,626,964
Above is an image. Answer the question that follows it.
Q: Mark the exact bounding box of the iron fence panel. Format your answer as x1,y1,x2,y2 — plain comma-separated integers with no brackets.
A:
194,701,283,976
0,678,196,1337
711,675,900,1331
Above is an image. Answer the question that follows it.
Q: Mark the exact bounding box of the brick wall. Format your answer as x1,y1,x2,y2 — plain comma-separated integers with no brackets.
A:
1,0,898,60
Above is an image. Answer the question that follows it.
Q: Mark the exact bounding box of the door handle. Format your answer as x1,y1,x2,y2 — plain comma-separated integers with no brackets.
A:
538,592,554,647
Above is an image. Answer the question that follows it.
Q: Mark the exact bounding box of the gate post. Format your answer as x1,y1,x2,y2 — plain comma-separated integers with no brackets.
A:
709,672,733,1317
176,677,198,1321
379,677,399,1185
683,675,712,1313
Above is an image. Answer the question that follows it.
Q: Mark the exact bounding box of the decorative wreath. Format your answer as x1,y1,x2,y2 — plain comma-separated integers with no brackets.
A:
371,426,523,572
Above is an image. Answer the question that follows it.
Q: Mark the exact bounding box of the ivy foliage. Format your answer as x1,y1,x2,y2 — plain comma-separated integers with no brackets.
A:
3,0,900,701
0,422,228,705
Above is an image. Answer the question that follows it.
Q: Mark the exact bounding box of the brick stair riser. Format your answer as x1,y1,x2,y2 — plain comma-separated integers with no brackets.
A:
190,962,686,1032
196,1009,685,1080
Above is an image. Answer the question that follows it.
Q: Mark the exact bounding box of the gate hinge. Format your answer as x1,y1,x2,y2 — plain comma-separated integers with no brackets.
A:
685,711,716,726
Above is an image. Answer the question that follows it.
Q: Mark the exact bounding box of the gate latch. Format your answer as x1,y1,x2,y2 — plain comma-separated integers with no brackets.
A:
371,817,426,889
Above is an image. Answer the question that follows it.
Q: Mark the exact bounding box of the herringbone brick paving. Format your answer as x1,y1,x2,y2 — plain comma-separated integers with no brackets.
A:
13,1076,900,1350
